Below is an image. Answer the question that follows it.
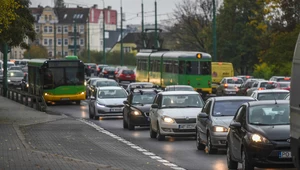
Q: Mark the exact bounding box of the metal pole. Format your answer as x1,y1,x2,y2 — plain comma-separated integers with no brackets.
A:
154,0,158,49
62,25,64,57
213,0,217,62
141,0,144,33
120,0,124,66
88,16,90,63
54,23,56,58
3,43,8,97
74,20,77,55
103,3,106,64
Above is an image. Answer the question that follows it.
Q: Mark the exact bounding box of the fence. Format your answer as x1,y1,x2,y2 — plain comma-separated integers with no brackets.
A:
0,85,47,112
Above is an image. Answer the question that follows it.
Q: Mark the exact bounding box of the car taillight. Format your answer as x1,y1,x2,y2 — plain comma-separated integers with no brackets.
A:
224,84,228,88
88,66,91,69
104,71,108,74
258,88,264,90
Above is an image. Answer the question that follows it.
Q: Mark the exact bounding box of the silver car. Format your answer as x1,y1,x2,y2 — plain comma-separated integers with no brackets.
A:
88,86,128,119
216,77,244,96
196,96,255,154
7,70,24,87
250,89,289,101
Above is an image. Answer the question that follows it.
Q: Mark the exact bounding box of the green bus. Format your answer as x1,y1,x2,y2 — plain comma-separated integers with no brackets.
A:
27,56,86,104
136,49,212,97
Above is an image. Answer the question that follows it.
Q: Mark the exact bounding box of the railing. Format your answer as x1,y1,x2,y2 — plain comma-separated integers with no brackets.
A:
0,85,47,112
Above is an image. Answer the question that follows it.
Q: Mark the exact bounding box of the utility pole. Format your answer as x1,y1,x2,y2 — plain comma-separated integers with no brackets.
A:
141,0,144,33
62,25,64,57
73,20,77,55
88,16,91,63
3,44,8,97
154,0,158,49
120,0,124,66
103,7,106,64
212,0,217,62
54,23,57,58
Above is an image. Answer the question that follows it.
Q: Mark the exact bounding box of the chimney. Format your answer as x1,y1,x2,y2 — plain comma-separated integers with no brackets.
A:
107,6,112,10
93,4,98,8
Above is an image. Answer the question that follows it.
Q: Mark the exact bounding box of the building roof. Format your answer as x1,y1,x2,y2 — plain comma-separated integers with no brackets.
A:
54,8,90,24
105,29,121,49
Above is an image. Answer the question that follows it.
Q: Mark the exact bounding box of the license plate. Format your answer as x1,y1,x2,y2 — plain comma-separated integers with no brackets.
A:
279,151,292,158
60,98,69,100
109,75,113,78
110,108,122,112
179,124,194,129
126,76,131,78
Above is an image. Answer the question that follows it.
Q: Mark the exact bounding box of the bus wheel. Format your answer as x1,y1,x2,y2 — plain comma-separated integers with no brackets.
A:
75,101,81,105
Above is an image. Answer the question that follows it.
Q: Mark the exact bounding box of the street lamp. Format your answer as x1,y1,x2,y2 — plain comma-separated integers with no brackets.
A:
73,19,77,55
100,0,106,64
212,0,217,62
50,20,58,58
120,0,124,66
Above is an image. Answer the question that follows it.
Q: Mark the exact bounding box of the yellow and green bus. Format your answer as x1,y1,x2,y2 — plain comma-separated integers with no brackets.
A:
136,49,212,97
27,56,86,104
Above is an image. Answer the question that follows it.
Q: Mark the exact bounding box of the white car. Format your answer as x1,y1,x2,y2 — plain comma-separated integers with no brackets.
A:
149,91,204,141
250,89,289,101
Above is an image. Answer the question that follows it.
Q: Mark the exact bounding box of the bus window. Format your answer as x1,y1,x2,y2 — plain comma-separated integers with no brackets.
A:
44,69,54,89
200,61,211,75
179,61,185,74
186,61,198,74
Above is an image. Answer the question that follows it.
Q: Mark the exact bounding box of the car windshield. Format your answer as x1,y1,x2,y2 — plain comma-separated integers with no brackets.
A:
9,67,22,70
130,83,153,89
7,63,14,68
249,104,290,125
98,89,127,99
96,81,118,87
132,93,156,104
161,94,204,108
122,70,134,74
260,82,274,87
104,67,115,71
167,86,194,91
8,71,23,77
213,100,253,116
227,78,243,84
257,92,289,100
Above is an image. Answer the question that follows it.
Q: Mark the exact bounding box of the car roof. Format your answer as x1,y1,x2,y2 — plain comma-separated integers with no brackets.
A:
132,89,160,93
88,77,107,81
96,86,123,90
95,79,116,82
210,96,255,101
159,91,199,95
166,85,192,88
129,82,153,85
8,70,23,72
254,89,289,93
247,100,289,106
224,77,243,79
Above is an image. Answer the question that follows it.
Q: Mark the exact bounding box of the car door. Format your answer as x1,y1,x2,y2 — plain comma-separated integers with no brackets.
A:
230,105,247,160
150,94,161,131
247,82,258,96
89,88,97,116
198,99,212,142
123,94,132,122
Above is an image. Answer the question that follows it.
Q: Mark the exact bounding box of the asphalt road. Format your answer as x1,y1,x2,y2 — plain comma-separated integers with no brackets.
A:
48,99,296,170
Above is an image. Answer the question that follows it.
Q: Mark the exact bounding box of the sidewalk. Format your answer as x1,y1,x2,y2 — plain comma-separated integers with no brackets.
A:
0,96,173,170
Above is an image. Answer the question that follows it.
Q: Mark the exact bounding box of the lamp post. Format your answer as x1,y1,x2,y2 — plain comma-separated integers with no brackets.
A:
88,16,90,63
100,0,106,64
154,0,158,49
120,0,124,66
212,0,217,62
50,20,58,58
73,19,77,55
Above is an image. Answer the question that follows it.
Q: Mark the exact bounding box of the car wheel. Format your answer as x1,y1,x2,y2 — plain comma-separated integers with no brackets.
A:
196,129,205,150
242,148,254,170
227,144,238,169
93,108,99,120
88,106,93,119
123,115,128,129
206,133,217,154
157,123,165,141
128,119,135,130
149,122,157,138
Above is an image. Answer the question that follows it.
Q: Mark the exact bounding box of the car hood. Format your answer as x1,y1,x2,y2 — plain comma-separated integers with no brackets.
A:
131,104,152,113
211,116,234,128
8,77,23,81
249,125,290,141
160,108,202,118
97,98,126,106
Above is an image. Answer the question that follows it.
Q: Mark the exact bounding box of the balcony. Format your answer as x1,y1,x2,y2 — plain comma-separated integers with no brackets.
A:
68,45,80,49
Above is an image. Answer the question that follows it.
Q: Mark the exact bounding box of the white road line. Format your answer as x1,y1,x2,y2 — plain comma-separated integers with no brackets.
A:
78,118,186,170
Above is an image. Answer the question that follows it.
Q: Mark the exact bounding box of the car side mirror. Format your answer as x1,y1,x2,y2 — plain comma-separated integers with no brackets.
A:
151,103,158,108
123,100,129,105
198,112,209,119
229,121,241,129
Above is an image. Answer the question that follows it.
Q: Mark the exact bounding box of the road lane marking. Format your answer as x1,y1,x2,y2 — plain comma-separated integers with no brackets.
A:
78,118,186,170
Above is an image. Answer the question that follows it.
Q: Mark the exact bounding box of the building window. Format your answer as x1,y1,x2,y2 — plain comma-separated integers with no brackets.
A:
45,15,48,21
80,39,84,45
49,15,52,21
64,51,68,56
49,26,53,33
35,25,40,32
44,39,48,45
19,51,21,58
49,39,53,45
64,26,68,33
124,47,131,53
64,39,68,45
36,39,40,45
58,51,61,56
48,51,52,57
58,39,62,45
79,25,84,33
57,26,62,33
44,26,48,33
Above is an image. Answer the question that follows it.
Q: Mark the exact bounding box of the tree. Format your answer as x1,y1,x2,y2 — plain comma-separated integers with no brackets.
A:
0,0,21,33
0,0,35,49
55,0,66,8
23,45,49,59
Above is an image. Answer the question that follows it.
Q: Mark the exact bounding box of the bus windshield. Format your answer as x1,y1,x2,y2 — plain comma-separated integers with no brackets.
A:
179,61,211,75
43,67,84,89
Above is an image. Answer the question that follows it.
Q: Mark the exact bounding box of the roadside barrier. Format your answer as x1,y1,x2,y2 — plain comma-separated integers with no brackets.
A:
0,85,47,112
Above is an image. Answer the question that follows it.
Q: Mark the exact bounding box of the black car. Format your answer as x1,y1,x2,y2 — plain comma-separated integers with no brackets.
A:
227,100,293,170
21,73,28,91
99,66,116,79
123,88,159,130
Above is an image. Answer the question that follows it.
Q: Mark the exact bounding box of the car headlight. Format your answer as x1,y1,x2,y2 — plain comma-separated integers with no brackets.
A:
96,102,105,107
213,126,228,132
162,116,175,123
8,80,11,82
131,110,142,116
84,81,87,86
250,134,270,143
26,84,29,88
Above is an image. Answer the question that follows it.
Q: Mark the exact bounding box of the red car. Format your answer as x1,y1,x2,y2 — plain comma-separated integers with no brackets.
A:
115,69,136,83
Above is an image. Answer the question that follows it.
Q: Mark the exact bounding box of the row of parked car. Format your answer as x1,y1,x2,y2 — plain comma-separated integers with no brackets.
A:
0,62,28,91
85,76,293,170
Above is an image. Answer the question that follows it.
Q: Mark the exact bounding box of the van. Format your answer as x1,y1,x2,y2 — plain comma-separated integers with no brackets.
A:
290,32,300,169
211,62,234,93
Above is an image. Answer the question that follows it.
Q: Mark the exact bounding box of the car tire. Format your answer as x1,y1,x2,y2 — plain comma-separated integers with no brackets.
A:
227,144,238,169
206,133,217,154
93,109,99,120
123,116,128,129
196,129,205,150
149,122,157,138
128,119,135,130
157,123,165,141
242,148,254,170
88,106,93,119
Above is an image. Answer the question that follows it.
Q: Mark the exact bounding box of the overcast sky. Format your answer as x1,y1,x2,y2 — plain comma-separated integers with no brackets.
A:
30,0,186,25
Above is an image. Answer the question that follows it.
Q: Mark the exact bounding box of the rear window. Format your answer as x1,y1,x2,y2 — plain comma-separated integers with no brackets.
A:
227,78,243,84
277,77,291,82
105,67,115,71
278,83,290,87
122,70,134,74
257,92,289,100
96,81,119,87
